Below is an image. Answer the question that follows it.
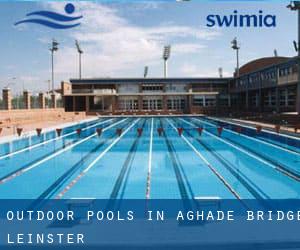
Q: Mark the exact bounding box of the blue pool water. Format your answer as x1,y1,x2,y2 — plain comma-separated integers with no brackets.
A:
0,116,299,199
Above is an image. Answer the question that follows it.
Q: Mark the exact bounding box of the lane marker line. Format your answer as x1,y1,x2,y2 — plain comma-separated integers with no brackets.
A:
56,118,140,199
146,118,154,199
0,118,128,184
180,118,280,171
193,117,300,157
109,120,146,199
166,119,240,199
185,118,300,182
0,118,114,161
83,119,139,173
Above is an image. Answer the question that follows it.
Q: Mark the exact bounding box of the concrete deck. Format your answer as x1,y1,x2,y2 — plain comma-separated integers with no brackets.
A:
0,109,90,137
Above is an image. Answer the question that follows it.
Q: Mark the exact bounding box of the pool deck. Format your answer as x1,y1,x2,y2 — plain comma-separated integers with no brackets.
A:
224,118,300,137
0,109,94,141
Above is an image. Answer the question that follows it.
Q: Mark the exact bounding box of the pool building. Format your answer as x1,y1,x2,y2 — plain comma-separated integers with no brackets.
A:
62,56,300,115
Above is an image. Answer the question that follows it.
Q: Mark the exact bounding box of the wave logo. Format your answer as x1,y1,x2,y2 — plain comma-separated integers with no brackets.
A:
14,3,82,29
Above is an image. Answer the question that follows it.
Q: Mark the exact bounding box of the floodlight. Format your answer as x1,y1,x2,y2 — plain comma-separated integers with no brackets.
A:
51,39,59,52
144,66,148,78
231,38,240,77
50,39,59,96
75,40,83,78
294,40,298,52
75,40,83,54
163,45,171,60
231,38,239,50
162,45,171,78
218,67,223,78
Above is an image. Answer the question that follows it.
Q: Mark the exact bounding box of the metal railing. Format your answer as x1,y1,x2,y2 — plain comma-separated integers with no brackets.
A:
72,89,116,94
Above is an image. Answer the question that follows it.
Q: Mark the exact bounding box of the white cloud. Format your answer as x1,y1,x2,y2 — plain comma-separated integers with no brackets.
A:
41,1,221,81
180,62,231,77
173,43,205,54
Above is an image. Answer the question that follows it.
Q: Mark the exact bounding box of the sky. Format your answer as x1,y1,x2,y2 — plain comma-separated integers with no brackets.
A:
0,0,298,95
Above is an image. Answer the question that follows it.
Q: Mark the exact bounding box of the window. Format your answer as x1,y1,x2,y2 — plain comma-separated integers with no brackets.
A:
167,97,185,110
250,94,259,107
142,84,163,92
287,87,296,106
264,90,276,107
263,70,276,80
142,99,162,110
249,74,259,85
118,84,138,93
193,96,216,107
279,89,287,107
165,84,186,92
279,67,292,77
205,96,216,107
193,97,204,106
118,99,138,111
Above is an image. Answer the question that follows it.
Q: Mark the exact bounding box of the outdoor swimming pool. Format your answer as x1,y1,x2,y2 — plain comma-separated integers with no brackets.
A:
0,116,299,199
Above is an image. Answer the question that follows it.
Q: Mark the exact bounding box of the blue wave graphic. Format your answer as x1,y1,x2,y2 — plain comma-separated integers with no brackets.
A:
14,3,82,30
14,19,80,29
26,11,82,22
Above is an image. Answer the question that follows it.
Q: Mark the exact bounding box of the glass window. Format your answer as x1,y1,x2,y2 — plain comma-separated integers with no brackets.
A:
167,98,185,110
193,97,204,106
205,96,216,107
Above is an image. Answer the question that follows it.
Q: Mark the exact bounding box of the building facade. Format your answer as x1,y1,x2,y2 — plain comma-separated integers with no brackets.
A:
229,56,300,114
63,78,231,115
62,56,300,115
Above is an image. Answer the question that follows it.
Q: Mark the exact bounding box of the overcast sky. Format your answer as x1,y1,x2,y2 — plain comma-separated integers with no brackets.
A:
0,0,298,94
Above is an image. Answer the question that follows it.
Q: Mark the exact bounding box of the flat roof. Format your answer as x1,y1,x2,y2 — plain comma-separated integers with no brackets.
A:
70,77,232,85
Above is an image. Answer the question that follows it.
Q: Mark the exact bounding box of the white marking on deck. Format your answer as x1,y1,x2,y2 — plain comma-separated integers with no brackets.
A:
194,196,221,200
0,118,114,161
0,118,128,184
56,119,140,199
146,118,154,199
166,119,240,199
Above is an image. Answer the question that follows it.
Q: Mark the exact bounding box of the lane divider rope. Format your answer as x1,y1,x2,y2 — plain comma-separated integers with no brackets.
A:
0,118,114,161
146,118,154,199
56,119,140,199
184,118,300,182
166,118,241,200
0,118,128,185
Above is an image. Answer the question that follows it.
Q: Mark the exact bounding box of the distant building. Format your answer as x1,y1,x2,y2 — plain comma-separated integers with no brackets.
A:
62,77,230,115
62,56,300,115
229,56,298,114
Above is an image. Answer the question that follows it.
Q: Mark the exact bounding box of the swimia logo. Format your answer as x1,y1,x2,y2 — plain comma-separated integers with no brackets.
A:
15,3,82,29
206,10,276,28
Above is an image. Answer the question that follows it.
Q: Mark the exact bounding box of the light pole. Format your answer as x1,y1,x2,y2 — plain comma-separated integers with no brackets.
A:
144,66,148,78
231,38,240,77
287,1,300,114
75,40,83,79
163,45,171,78
50,39,59,94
